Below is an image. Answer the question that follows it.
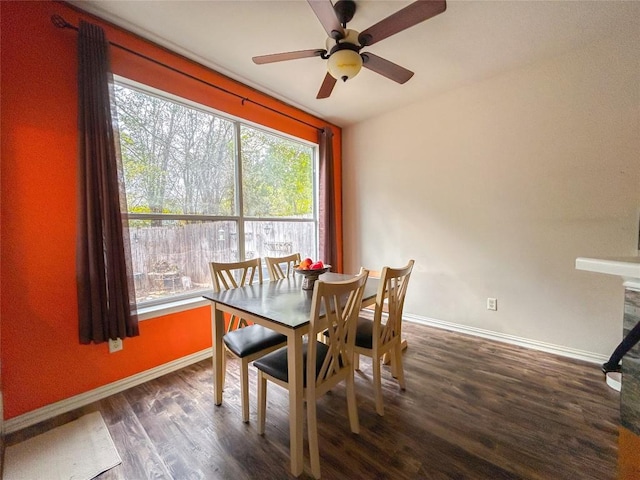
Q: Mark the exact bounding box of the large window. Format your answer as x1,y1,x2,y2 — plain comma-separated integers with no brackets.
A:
114,80,317,306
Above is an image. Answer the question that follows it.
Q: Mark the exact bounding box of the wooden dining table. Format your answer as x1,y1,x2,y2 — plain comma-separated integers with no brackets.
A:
203,272,379,477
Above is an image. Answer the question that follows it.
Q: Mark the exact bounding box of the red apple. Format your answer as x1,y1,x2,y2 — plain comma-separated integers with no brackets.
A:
299,258,312,270
310,260,324,270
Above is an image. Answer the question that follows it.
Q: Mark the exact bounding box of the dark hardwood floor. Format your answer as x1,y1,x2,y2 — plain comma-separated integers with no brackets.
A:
5,322,620,479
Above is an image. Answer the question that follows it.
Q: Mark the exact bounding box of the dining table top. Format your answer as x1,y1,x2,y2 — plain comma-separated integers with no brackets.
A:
203,272,379,329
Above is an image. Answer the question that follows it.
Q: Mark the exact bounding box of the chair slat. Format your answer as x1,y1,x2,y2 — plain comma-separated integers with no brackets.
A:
265,253,301,281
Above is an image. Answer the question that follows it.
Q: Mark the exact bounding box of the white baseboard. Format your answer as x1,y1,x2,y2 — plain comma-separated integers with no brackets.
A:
4,315,608,435
4,349,212,434
404,313,609,364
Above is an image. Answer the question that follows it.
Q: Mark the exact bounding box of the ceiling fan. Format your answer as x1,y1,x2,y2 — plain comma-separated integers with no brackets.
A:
252,0,446,99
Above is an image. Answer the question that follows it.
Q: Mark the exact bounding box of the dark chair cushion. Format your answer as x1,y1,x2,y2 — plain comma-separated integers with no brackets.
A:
322,316,374,348
223,325,286,358
254,341,330,387
354,316,374,349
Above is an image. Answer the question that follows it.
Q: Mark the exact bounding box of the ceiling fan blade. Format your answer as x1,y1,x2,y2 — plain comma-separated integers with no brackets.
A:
358,0,446,47
316,72,337,99
307,0,345,39
361,53,414,84
253,49,325,65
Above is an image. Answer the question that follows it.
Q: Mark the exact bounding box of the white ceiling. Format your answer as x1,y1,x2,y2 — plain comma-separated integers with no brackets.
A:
70,0,640,127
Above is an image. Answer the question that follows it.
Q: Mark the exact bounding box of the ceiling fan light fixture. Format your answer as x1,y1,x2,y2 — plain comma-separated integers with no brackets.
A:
327,48,362,82
253,0,447,99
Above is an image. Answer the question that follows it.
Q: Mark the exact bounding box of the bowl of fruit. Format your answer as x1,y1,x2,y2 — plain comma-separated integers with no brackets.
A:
294,258,331,290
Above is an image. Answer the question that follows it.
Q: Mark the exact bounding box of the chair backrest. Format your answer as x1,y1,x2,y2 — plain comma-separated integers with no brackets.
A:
307,268,369,395
265,253,301,281
372,260,415,349
209,258,263,293
209,258,263,331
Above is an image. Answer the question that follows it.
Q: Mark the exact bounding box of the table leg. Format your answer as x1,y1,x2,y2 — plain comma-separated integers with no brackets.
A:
212,304,224,406
287,332,304,476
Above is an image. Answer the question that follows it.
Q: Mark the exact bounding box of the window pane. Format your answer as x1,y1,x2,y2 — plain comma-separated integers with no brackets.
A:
244,220,317,263
130,220,238,303
115,84,236,216
115,80,318,308
240,125,313,218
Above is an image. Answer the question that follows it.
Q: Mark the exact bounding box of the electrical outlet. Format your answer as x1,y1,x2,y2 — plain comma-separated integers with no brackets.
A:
108,338,123,353
487,298,497,311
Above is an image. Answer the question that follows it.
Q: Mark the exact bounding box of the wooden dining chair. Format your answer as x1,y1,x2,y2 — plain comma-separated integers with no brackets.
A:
264,252,301,281
354,260,414,416
254,269,369,479
209,258,287,423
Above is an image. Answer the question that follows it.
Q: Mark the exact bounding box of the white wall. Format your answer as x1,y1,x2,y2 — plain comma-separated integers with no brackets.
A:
343,31,640,357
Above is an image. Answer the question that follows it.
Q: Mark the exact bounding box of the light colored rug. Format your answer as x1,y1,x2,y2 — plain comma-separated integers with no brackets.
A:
3,411,122,480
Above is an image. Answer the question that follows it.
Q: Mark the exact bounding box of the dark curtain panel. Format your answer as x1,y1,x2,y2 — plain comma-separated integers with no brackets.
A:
318,126,339,269
77,20,139,344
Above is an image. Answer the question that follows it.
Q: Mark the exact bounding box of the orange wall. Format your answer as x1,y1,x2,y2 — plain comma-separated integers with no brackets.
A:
0,0,342,419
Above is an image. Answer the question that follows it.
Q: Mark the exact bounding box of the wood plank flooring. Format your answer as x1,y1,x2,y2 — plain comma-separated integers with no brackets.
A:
5,322,620,479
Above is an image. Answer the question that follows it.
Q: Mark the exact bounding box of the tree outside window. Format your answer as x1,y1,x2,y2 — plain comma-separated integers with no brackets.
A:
114,81,317,306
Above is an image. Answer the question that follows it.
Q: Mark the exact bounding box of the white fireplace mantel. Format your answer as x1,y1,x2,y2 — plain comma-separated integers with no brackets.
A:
575,256,640,290
575,255,640,393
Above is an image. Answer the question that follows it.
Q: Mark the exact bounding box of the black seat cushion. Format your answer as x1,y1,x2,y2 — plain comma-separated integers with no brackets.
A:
223,324,286,358
254,341,330,387
322,316,374,348
354,316,374,349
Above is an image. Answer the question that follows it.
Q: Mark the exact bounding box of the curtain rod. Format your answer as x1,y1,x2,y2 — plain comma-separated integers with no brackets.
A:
51,15,324,132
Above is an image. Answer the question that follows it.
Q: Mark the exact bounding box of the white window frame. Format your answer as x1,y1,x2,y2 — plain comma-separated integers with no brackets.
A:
114,77,319,318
